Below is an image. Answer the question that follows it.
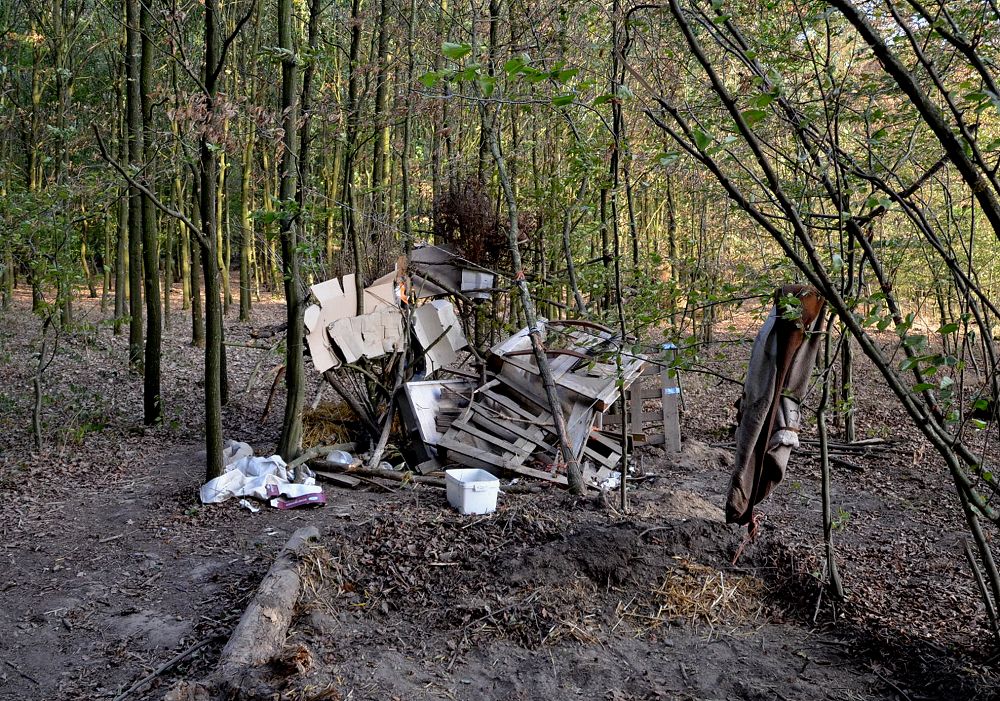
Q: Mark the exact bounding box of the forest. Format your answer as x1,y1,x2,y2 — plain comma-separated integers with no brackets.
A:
2,0,1000,698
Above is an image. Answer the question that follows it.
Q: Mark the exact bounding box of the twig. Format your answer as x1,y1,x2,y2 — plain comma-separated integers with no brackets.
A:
872,670,913,701
112,636,219,701
259,365,286,424
3,659,39,685
964,540,1000,643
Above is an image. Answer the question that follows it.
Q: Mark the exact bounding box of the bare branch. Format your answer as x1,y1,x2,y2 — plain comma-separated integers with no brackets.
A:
93,126,207,249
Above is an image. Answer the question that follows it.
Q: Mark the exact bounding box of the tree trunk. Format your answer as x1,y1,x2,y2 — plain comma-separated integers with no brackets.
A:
125,0,144,372
141,1,162,424
200,0,224,481
190,184,205,347
239,125,254,322
277,0,305,461
344,0,365,309
371,0,391,226
485,101,584,494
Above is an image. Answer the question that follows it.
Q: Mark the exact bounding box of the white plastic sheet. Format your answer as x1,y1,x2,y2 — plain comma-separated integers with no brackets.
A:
199,446,323,505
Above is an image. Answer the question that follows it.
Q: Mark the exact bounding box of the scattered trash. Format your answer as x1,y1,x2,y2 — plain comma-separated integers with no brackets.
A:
271,493,328,510
323,450,355,468
412,299,468,374
298,248,683,499
445,468,500,514
238,498,260,513
200,446,324,508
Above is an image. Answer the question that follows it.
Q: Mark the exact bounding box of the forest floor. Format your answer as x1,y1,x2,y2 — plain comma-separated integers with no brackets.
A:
1,287,998,701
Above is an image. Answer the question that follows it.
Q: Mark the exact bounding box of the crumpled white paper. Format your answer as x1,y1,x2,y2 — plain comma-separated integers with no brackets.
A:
199,442,323,505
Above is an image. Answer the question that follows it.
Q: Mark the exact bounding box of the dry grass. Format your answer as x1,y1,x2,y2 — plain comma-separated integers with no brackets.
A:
302,403,356,448
618,557,766,636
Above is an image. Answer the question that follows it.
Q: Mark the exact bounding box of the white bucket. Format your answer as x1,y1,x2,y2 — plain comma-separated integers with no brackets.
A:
445,468,500,515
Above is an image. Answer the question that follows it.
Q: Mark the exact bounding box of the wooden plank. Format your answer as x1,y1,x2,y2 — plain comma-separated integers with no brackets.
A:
506,462,568,485
468,405,547,445
438,435,509,470
315,471,362,488
451,418,533,457
661,366,682,454
415,458,443,475
635,388,663,400
583,446,619,469
601,411,663,427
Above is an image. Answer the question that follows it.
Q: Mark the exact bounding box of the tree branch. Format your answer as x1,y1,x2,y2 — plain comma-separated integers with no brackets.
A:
93,126,207,249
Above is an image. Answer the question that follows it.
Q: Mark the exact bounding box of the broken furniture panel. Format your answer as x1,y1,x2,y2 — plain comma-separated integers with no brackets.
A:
487,320,648,411
304,303,339,373
460,269,495,300
304,275,358,372
400,379,477,462
412,299,469,374
409,244,463,298
601,347,682,452
328,307,404,363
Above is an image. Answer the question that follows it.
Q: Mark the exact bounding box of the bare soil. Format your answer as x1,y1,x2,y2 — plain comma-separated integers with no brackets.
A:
1,290,997,701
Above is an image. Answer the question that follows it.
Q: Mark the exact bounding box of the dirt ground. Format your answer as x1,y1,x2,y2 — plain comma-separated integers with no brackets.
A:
1,289,998,701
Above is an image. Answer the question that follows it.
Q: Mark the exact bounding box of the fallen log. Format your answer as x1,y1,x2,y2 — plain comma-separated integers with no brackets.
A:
213,526,319,692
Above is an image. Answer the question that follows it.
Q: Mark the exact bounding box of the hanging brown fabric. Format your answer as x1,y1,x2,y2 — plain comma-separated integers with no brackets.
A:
727,284,826,531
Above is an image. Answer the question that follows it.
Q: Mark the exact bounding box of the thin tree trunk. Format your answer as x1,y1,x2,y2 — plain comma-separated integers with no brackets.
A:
200,0,224,480
371,0,391,226
191,172,205,347
485,101,584,494
400,0,416,250
141,0,162,424
277,0,305,461
239,113,255,321
125,0,143,372
819,315,845,600
344,0,365,309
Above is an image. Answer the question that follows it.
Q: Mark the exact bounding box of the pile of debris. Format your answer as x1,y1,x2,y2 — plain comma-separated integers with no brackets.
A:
303,244,681,490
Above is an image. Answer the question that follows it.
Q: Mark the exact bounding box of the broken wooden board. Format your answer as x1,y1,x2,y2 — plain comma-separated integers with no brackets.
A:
400,379,476,462
412,299,468,374
487,321,647,411
315,471,362,488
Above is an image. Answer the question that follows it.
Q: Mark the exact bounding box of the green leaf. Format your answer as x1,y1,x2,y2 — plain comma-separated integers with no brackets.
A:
749,93,774,109
552,92,575,106
693,128,713,151
419,70,443,88
741,109,767,127
656,151,679,167
938,322,959,334
555,68,579,83
442,42,472,60
912,383,935,392
476,74,496,97
503,57,526,75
